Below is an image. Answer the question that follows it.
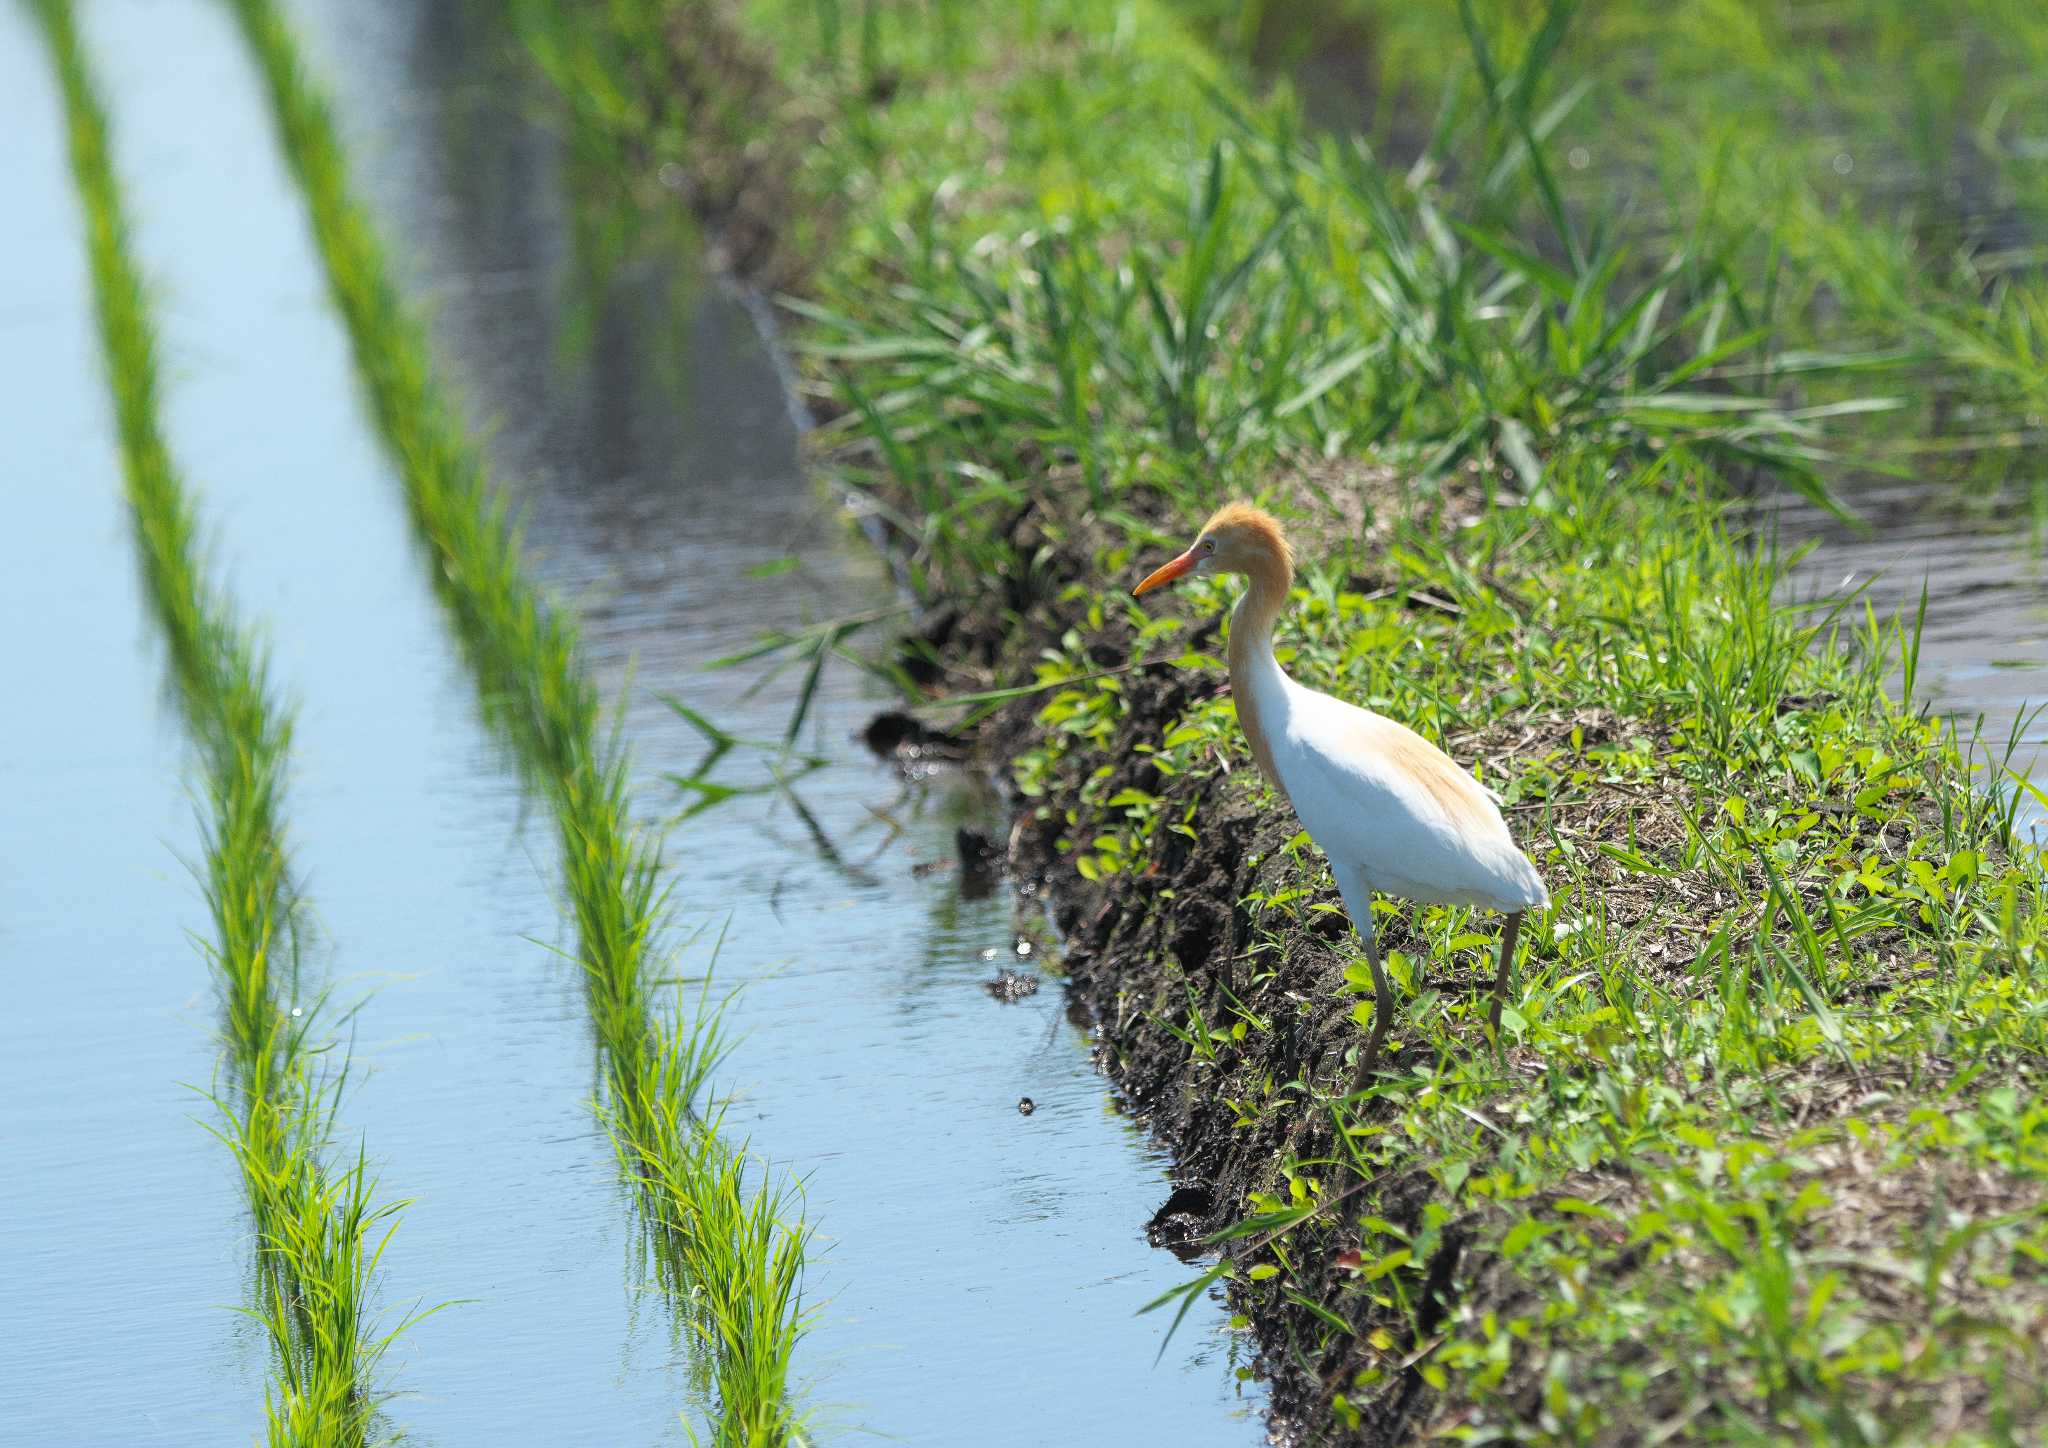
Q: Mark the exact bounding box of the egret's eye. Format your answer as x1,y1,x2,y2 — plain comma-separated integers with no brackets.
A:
1201,538,1216,553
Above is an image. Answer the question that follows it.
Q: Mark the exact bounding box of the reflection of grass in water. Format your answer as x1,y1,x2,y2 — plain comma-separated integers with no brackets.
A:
26,0,412,1439
221,1,815,1439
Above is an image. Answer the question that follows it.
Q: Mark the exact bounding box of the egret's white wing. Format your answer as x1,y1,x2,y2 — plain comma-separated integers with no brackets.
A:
1274,688,1547,911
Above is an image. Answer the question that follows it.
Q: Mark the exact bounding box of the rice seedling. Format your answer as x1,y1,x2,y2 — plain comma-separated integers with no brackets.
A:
513,0,2048,1439
27,1,413,1440
221,2,815,1438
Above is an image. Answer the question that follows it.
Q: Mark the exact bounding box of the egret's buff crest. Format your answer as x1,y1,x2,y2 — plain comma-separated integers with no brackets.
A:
1199,502,1294,588
1200,500,1290,550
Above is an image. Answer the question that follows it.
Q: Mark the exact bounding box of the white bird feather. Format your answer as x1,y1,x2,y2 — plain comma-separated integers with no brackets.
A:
1267,682,1549,912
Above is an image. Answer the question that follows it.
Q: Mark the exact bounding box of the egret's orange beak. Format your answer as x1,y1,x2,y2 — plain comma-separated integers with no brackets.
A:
1133,550,1198,598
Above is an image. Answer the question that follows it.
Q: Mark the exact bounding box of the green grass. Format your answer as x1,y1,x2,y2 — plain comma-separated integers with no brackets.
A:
515,0,2048,1441
27,1,412,1440
220,2,815,1440
1084,482,2048,1440
1181,0,2048,503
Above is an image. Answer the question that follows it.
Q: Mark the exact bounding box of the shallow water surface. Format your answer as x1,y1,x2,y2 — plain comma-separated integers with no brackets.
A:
52,0,716,1439
0,10,261,1442
3,1,1259,1443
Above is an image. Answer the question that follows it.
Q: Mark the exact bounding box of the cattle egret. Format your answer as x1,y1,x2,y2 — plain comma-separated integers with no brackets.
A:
1134,503,1548,1075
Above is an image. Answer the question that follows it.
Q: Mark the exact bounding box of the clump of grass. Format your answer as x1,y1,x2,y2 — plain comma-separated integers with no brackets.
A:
221,2,815,1438
516,0,2048,1440
27,1,411,1440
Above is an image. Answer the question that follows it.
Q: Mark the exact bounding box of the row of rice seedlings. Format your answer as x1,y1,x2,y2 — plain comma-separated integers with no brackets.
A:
28,1,409,1441
219,1,814,1439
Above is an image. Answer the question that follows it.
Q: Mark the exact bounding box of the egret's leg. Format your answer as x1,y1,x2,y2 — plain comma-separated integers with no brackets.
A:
1487,911,1524,1034
1335,866,1393,1079
1358,924,1393,1079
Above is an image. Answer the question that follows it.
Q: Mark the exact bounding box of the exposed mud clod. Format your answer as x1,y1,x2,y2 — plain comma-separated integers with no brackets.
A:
861,709,971,765
1168,896,1228,970
1146,1183,1217,1260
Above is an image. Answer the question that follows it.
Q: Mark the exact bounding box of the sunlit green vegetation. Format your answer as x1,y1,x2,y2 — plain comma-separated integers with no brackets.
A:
1181,0,2048,510
28,1,411,1439
223,2,813,1440
517,0,2048,1440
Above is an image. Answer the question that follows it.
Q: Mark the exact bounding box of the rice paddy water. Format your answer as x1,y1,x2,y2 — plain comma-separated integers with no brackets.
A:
44,0,722,1436
1774,484,2048,832
4,1,1257,1441
221,0,812,1431
25,0,413,1435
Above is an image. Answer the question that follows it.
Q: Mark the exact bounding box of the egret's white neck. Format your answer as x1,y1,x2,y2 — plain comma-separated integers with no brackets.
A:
1226,560,1293,792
